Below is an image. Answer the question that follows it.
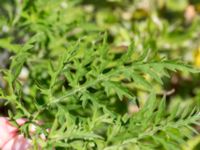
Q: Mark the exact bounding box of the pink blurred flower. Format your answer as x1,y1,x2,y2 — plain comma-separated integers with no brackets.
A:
0,117,32,150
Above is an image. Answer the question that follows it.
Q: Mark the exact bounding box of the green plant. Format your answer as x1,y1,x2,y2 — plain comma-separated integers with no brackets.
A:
0,32,199,149
0,0,200,150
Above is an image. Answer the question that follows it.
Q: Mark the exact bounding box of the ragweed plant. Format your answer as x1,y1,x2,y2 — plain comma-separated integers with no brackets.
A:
0,33,199,150
0,0,200,150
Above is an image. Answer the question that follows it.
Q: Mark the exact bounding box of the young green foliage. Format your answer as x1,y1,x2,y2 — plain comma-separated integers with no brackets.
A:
0,0,200,150
0,33,199,149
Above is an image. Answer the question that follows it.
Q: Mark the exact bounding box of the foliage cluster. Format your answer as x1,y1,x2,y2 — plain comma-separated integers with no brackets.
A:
0,0,200,149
